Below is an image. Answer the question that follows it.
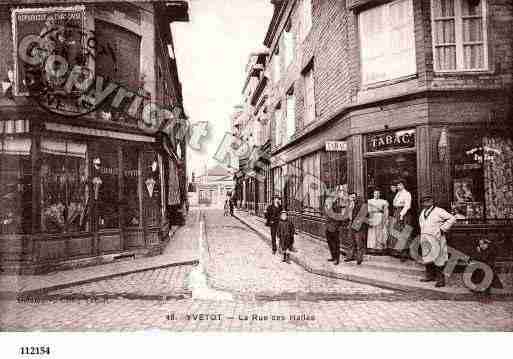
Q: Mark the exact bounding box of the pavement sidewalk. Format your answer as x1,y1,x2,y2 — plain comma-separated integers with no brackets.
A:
0,212,200,299
234,210,513,299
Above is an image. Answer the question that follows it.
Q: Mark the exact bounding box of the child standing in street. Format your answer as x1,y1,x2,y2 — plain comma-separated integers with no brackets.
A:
277,211,295,263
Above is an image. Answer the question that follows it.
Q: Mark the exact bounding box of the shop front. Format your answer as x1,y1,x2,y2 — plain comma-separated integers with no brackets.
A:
0,118,183,274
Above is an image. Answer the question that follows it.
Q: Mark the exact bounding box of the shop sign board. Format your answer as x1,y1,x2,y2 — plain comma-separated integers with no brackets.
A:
325,141,347,152
12,6,86,97
367,129,415,152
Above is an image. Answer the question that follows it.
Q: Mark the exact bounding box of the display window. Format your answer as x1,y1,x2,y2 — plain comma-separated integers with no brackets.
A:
123,148,140,227
40,139,88,234
92,147,119,230
0,137,32,234
285,159,302,212
142,151,161,227
450,132,513,221
321,150,348,211
301,151,321,213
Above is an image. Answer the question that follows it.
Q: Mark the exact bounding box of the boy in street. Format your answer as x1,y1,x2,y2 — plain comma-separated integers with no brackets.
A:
277,211,295,263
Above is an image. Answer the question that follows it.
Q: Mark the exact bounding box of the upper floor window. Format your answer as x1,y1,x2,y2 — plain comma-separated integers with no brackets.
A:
300,0,313,43
272,49,281,84
303,64,315,126
359,0,416,85
274,105,283,147
431,0,488,72
286,87,296,141
284,21,295,68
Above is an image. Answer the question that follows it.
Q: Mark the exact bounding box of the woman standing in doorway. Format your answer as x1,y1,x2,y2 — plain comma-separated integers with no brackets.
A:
367,189,389,254
389,179,413,258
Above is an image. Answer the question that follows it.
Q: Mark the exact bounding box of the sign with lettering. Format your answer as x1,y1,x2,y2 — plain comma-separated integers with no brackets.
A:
12,6,86,97
366,129,415,152
325,141,347,152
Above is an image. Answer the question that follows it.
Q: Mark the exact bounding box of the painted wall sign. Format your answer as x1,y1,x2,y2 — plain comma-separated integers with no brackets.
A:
325,141,347,152
366,129,416,152
12,6,86,97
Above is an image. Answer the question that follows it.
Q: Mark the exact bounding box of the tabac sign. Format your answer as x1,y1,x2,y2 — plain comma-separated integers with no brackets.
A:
366,129,416,152
325,141,347,152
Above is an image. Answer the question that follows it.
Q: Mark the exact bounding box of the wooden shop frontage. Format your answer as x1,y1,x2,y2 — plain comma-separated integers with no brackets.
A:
0,112,185,274
272,91,513,262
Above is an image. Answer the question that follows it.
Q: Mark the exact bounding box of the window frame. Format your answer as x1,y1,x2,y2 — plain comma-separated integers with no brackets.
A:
358,0,417,85
302,63,316,126
430,0,489,73
286,86,296,142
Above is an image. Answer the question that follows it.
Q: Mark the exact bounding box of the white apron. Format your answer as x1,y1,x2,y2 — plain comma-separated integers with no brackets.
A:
419,206,457,266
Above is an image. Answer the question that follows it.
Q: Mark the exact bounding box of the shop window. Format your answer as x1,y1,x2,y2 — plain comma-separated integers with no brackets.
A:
321,150,348,210
142,151,161,226
359,0,416,84
0,137,32,234
41,139,88,233
285,159,302,212
301,151,321,213
123,148,140,227
93,148,119,230
431,0,488,72
451,132,513,221
272,166,283,197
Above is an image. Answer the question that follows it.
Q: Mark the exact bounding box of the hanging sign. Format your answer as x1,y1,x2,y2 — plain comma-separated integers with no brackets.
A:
367,129,415,152
325,141,347,152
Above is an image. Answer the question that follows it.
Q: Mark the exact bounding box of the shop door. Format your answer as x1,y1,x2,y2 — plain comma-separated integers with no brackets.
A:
366,153,419,222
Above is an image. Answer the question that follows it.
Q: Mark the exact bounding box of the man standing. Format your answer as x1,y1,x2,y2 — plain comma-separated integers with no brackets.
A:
418,195,456,287
344,193,367,265
325,187,347,265
265,196,282,255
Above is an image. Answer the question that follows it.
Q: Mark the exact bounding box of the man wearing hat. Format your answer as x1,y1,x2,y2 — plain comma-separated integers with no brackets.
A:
418,194,457,287
265,195,283,255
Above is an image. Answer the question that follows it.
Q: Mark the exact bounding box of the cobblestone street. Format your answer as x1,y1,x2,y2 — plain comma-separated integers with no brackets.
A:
1,208,512,331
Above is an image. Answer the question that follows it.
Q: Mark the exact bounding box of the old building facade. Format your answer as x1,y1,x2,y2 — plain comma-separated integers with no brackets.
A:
0,0,189,273
240,0,513,259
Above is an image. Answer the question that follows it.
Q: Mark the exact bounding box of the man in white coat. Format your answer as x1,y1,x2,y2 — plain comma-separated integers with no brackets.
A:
419,195,457,287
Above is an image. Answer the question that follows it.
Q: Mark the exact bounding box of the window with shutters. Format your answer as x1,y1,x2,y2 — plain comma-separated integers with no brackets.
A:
359,0,416,85
274,105,283,147
303,65,315,126
284,21,295,68
286,88,296,141
431,0,488,72
272,49,281,84
300,0,312,43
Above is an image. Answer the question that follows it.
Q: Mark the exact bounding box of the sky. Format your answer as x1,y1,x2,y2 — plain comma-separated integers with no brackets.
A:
171,0,273,179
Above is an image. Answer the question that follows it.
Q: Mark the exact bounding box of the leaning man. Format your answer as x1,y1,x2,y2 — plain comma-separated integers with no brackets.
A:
418,195,457,287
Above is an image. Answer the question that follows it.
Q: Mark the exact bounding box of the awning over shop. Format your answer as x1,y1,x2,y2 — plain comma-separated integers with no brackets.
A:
0,137,31,155
0,119,30,134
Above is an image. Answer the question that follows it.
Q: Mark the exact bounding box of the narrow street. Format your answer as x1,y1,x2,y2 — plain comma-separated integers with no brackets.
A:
1,208,512,331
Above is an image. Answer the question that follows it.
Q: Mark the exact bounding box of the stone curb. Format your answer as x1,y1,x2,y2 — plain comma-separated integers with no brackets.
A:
0,259,199,300
233,213,513,301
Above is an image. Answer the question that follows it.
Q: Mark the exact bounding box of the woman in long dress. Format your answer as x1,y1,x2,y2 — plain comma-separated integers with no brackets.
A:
367,190,389,254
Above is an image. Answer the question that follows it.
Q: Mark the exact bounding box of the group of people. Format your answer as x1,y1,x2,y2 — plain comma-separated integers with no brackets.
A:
263,179,501,292
263,179,454,288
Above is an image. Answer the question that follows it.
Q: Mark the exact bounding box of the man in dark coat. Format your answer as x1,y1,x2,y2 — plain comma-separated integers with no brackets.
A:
344,193,368,265
265,196,282,255
325,188,348,265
